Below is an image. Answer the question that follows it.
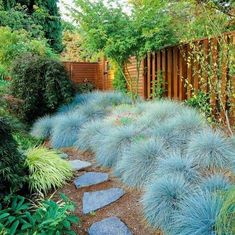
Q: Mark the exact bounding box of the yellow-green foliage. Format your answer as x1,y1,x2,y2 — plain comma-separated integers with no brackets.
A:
216,187,235,235
25,147,73,194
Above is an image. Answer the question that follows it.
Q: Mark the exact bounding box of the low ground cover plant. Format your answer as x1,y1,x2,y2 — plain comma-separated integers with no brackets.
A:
31,91,235,235
0,194,79,235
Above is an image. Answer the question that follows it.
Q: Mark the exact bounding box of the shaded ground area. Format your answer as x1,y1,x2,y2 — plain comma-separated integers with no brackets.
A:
57,148,161,235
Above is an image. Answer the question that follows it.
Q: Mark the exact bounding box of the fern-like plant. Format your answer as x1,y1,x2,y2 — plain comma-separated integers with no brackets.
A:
142,175,192,233
116,138,167,188
174,191,223,235
187,130,235,170
25,147,73,194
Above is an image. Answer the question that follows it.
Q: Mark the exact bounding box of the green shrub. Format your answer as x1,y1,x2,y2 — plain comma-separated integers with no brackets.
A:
76,81,95,93
0,118,27,197
25,147,73,194
185,91,213,122
0,194,79,235
11,53,75,123
0,26,55,77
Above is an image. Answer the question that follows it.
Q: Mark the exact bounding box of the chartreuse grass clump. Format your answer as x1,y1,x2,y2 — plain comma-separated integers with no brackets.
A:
216,186,235,235
116,138,167,188
187,129,235,170
25,147,73,194
174,191,223,235
142,175,192,234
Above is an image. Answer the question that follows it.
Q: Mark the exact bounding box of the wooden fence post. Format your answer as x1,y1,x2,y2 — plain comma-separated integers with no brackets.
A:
167,48,173,98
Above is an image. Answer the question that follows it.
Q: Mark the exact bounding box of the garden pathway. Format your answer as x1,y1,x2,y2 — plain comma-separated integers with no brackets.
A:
58,148,160,235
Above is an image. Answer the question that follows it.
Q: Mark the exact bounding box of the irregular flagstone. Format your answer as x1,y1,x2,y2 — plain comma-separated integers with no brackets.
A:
88,217,132,235
83,188,125,214
69,160,92,171
74,172,109,188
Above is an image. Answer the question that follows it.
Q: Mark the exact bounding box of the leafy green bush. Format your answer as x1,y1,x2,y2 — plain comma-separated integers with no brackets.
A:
76,81,95,93
11,53,75,123
0,118,27,196
25,147,73,194
185,91,213,122
0,194,79,235
0,26,55,77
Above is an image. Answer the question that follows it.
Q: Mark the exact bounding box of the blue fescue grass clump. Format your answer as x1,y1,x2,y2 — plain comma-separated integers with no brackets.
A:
75,120,112,151
51,114,87,148
174,191,223,235
149,109,206,151
167,108,206,140
95,125,138,167
155,152,201,183
30,115,53,139
187,129,235,170
200,174,231,193
77,104,108,120
115,138,167,188
142,175,193,233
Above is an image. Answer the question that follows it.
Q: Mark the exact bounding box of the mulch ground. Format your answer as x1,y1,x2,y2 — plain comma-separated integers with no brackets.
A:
56,148,161,235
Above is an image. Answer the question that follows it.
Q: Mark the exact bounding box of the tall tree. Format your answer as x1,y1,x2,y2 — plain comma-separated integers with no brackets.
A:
0,0,63,52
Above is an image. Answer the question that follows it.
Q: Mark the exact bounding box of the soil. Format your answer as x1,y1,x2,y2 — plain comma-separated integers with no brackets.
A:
57,148,161,235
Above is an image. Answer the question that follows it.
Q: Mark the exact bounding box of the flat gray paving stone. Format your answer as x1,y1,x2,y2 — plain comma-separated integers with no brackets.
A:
88,217,132,235
69,160,92,171
74,172,109,188
83,188,125,214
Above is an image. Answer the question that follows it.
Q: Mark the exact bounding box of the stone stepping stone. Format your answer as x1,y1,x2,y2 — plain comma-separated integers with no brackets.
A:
69,160,92,171
74,172,109,188
88,217,132,235
83,188,125,214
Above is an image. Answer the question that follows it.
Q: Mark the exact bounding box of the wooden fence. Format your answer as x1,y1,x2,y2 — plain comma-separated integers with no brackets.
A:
64,31,235,125
64,59,114,91
124,31,235,125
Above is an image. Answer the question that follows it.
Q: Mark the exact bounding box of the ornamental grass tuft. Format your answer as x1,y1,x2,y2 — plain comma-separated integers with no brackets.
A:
51,114,87,148
30,115,53,139
116,138,167,188
142,175,192,233
155,152,201,183
200,174,231,193
174,191,223,235
95,125,138,167
25,147,73,194
216,186,235,235
187,130,235,170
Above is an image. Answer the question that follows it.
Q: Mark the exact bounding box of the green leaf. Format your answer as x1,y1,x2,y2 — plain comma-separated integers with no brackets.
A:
0,213,10,219
9,220,20,235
